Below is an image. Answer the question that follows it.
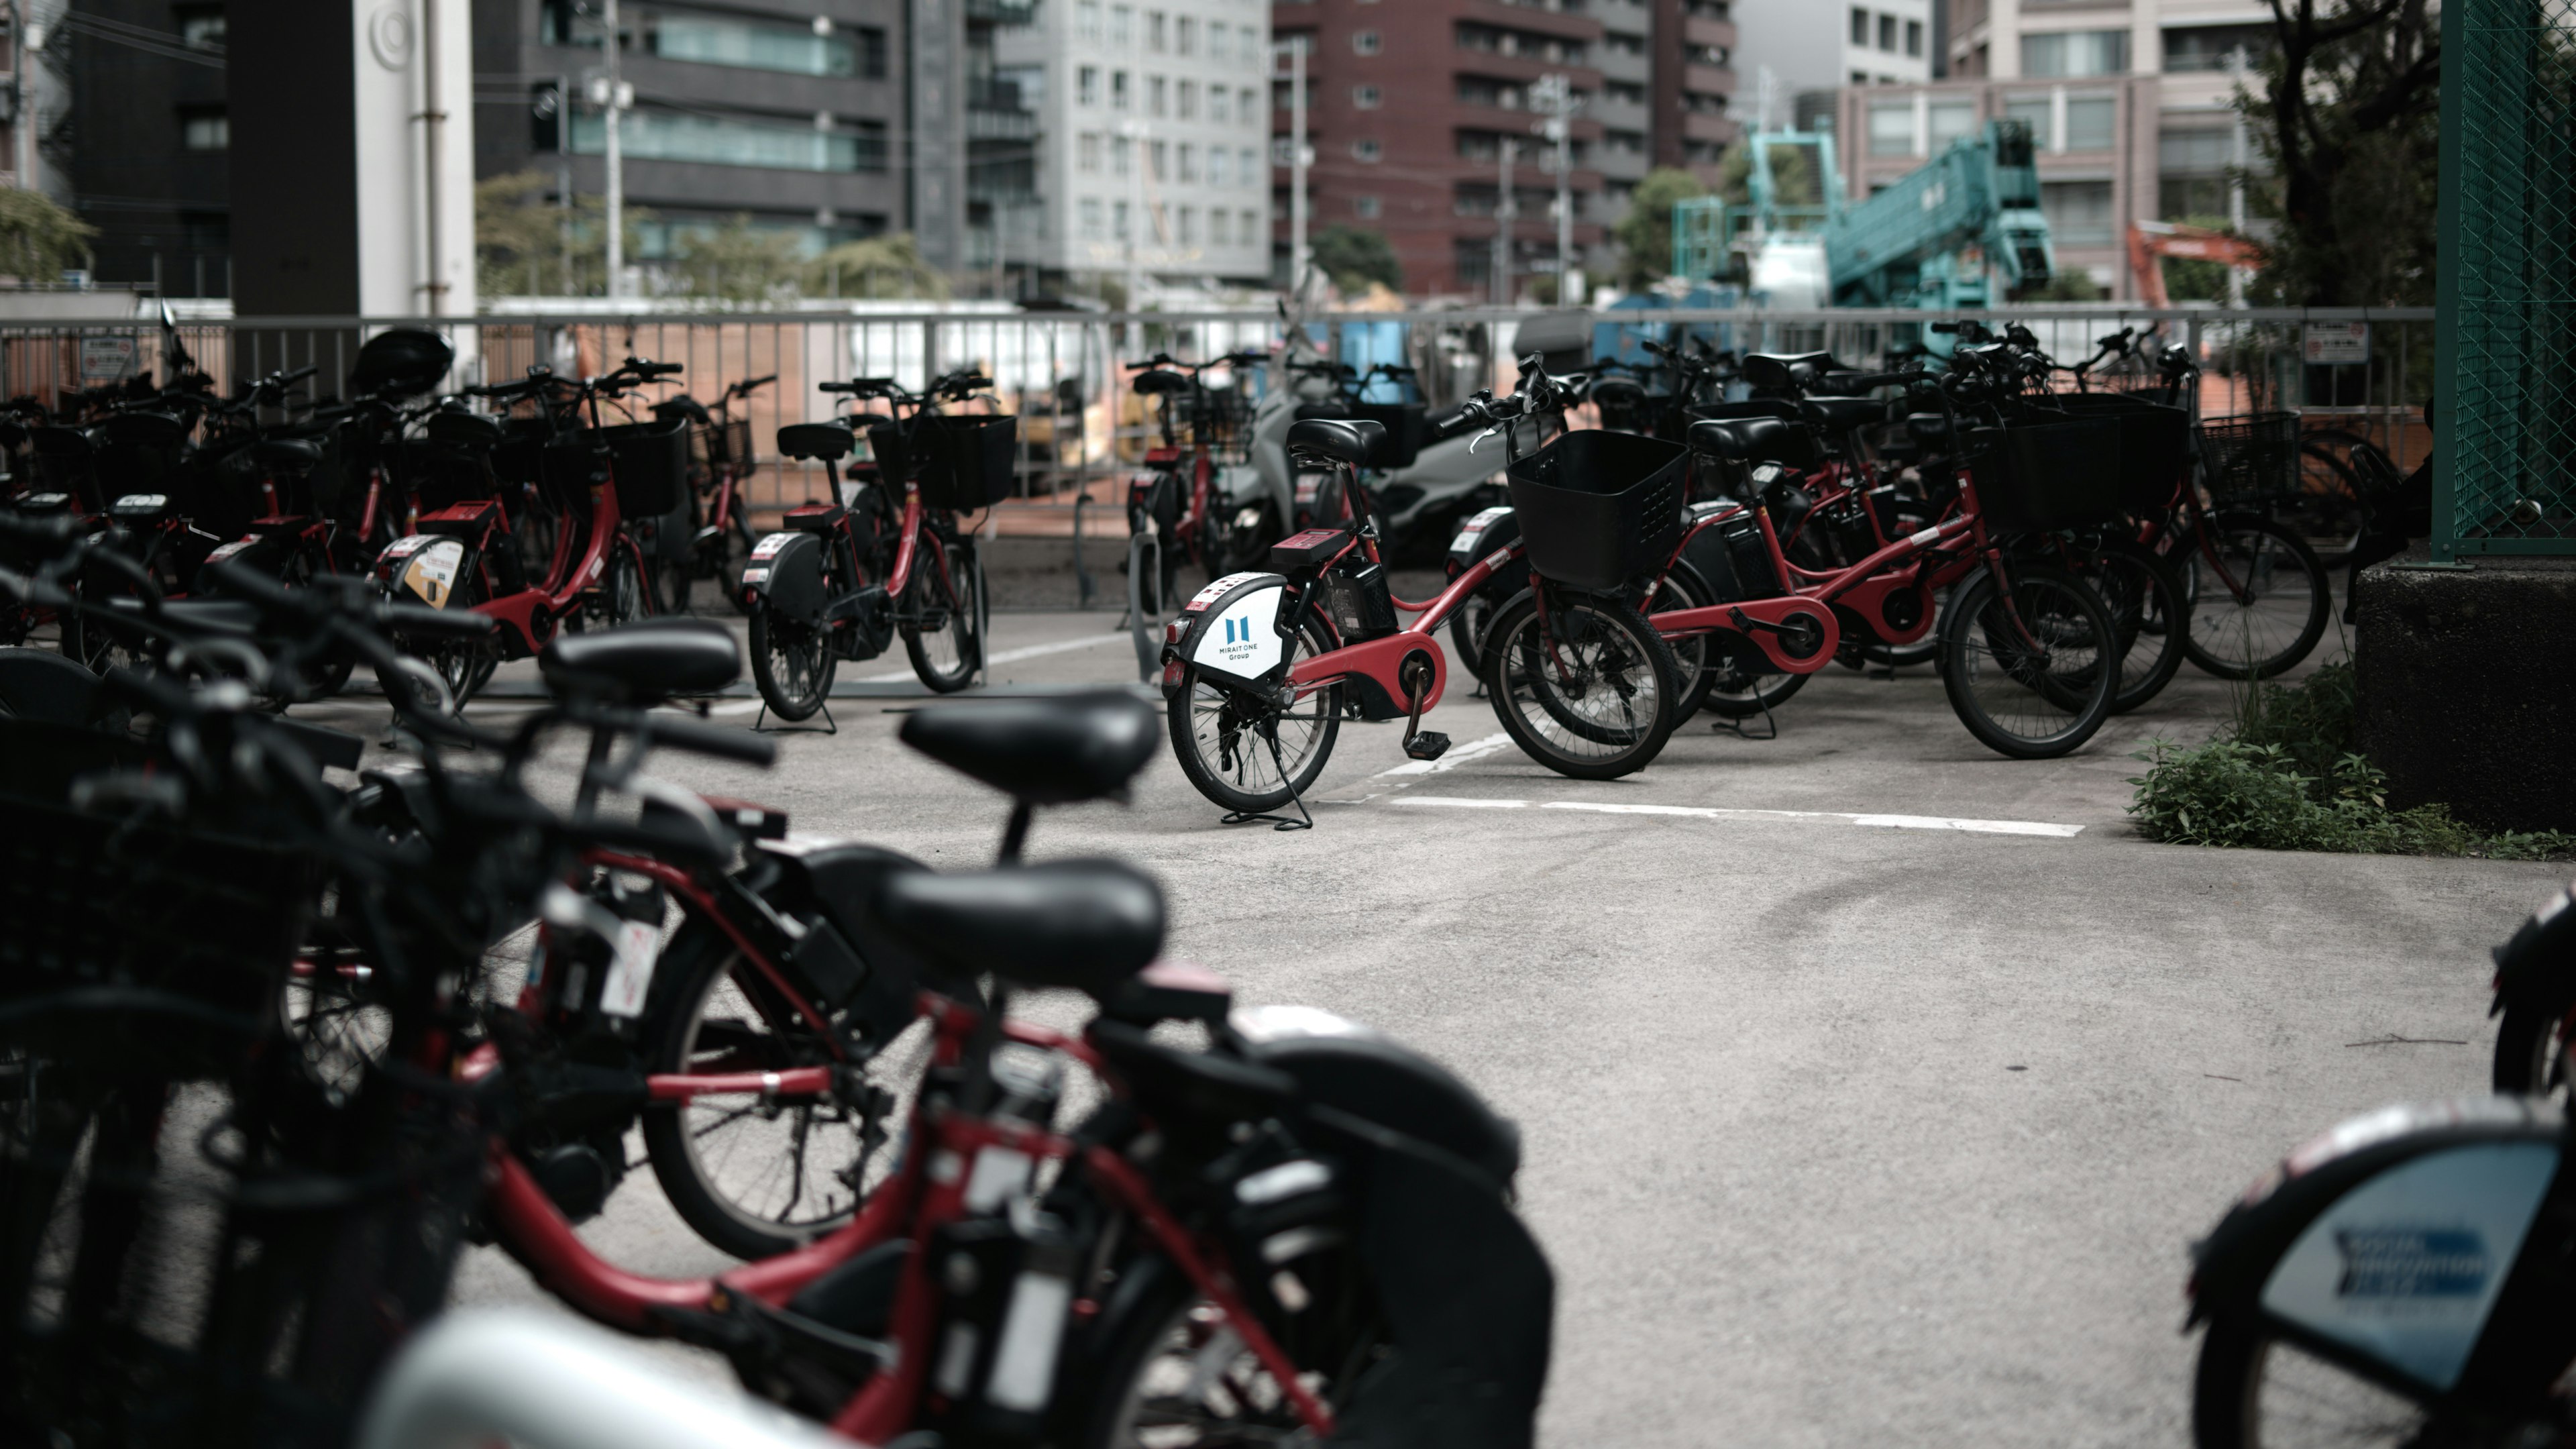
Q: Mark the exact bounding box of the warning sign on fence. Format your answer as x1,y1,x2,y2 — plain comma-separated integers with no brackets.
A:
78,335,140,384
2302,322,2371,366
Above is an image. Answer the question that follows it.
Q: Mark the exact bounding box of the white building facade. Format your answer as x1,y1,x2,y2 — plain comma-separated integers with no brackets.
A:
1730,0,1934,133
998,0,1273,287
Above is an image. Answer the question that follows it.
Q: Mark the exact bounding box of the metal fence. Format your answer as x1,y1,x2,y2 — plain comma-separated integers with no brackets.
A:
2436,0,2576,561
1,303,2431,543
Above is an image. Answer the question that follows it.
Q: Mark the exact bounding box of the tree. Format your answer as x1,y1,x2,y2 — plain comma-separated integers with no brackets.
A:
807,233,950,301
2019,269,2105,302
1611,168,1707,289
474,170,647,298
670,215,805,303
2240,0,2440,307
1311,225,1401,296
0,187,95,284
2160,216,2239,303
1715,139,1819,211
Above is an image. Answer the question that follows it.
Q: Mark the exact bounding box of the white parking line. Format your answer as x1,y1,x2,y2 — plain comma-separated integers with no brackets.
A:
1373,732,1514,777
1390,794,2084,837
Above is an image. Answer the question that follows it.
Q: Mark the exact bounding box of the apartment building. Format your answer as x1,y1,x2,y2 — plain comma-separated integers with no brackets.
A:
1827,0,2263,298
1731,0,1932,128
58,0,231,294
995,0,1273,290
473,0,912,276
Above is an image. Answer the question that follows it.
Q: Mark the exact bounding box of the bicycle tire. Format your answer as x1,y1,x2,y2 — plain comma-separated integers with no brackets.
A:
722,509,758,616
1127,532,1169,683
2191,1305,2466,1449
1167,614,1342,815
1937,564,2118,759
640,922,927,1260
749,604,836,720
2084,539,2188,714
2492,998,2573,1099
2180,516,2330,682
1447,584,1503,681
1644,559,1721,721
903,537,982,693
1483,588,1679,780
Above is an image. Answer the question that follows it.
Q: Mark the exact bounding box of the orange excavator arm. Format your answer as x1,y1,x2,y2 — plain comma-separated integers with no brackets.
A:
2129,221,2263,307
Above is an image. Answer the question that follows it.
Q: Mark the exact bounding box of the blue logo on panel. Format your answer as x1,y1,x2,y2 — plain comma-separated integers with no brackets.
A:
2335,1229,2488,1297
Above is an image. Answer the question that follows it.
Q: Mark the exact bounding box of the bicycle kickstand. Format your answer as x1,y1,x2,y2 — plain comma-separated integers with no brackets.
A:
1220,727,1315,833
754,698,838,736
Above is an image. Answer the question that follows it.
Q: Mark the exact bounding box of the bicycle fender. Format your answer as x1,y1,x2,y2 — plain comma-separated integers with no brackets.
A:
2490,881,2576,1018
2186,1098,2569,1394
740,531,826,625
376,534,474,610
1161,570,1287,696
1444,505,1517,573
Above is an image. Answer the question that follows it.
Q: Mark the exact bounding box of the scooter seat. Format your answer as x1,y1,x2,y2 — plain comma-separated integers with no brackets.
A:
1688,416,1801,463
540,618,741,703
898,690,1158,806
1285,418,1386,469
777,423,855,462
1132,368,1191,396
875,858,1164,996
1800,396,1888,433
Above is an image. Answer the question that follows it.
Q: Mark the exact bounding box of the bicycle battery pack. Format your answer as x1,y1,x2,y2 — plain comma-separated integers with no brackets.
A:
1320,561,1399,643
1162,570,1289,694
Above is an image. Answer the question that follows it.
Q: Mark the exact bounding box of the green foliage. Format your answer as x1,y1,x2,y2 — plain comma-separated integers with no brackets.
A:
474,170,647,298
2127,663,2576,859
2159,215,2238,303
2237,0,2439,307
1715,140,1819,209
2017,270,2105,303
1310,225,1401,296
0,186,96,283
1612,167,1709,289
671,215,806,303
808,233,950,301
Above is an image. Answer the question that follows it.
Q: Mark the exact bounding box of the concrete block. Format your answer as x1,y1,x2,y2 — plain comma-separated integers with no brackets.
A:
2355,545,2576,833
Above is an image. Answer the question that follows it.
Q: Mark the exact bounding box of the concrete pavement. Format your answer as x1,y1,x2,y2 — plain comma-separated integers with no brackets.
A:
288,606,2558,1446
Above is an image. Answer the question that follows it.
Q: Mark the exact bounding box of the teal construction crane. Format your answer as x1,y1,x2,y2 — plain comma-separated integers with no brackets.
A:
1670,119,2056,310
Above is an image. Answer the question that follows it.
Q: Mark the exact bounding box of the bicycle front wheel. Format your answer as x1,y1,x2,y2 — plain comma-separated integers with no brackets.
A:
1938,564,2118,759
2182,517,2330,682
2082,539,2188,714
1483,588,1679,779
904,537,984,693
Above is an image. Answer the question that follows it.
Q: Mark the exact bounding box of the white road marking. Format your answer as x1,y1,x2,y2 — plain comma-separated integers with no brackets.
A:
857,630,1127,683
1391,794,2083,837
1373,732,1513,777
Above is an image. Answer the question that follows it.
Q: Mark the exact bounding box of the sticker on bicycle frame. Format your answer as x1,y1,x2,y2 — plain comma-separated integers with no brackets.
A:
1185,571,1266,613
741,566,770,586
398,537,465,608
114,493,166,511
964,1146,1033,1213
598,918,661,1018
380,535,433,559
751,531,796,559
1190,585,1286,680
2261,1140,2558,1391
205,539,254,564
1451,506,1511,554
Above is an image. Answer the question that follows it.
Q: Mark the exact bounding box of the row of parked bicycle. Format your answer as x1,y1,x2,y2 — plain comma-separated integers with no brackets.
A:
0,507,1548,1447
1128,321,2413,824
0,327,1008,727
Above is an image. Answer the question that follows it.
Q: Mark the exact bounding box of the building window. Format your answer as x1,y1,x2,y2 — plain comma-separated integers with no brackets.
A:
1851,69,1869,85
1113,200,1130,239
2063,95,2116,152
1110,4,1131,46
2159,127,2235,219
1904,19,1923,57
1114,134,1133,175
2023,30,2128,78
1211,87,1230,121
2163,23,2273,73
1866,99,1913,158
2040,179,2114,247
569,107,887,172
1210,146,1229,184
1849,7,1868,44
1150,76,1166,116
1210,22,1228,61
1354,195,1381,219
1079,66,1100,105
1080,198,1104,238
1241,209,1257,241
646,12,862,76
176,5,225,49
1877,13,1896,51
1181,80,1199,118
1078,131,1103,171
1213,209,1231,244
181,107,229,151
1179,142,1197,182
1352,30,1380,55
1271,135,1294,164
1927,98,1975,151
1177,16,1195,55
1150,140,1168,179
1352,138,1381,162
2003,93,2052,149
1148,10,1165,51
1240,88,1257,121
1112,70,1130,109
1179,207,1196,245
1354,85,1381,108
1239,146,1256,182
1240,26,1260,66
1077,0,1102,43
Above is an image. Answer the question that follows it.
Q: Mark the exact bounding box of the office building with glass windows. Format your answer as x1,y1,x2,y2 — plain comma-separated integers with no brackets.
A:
1831,0,2267,299
474,0,910,282
993,0,1273,290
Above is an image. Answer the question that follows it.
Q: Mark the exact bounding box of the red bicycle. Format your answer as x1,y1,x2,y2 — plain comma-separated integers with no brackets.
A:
645,372,775,617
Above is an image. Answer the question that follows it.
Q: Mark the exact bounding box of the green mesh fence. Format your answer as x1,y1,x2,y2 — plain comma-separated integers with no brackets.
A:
2436,0,2576,559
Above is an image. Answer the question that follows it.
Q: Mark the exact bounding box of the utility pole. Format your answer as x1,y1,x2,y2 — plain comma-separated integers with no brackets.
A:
1491,138,1516,307
1280,40,1309,293
598,0,627,299
1531,73,1576,305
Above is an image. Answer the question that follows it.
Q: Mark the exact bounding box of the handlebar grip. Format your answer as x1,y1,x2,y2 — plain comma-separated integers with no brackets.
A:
743,374,778,390
817,381,858,394
647,714,780,769
282,365,319,385
201,557,301,614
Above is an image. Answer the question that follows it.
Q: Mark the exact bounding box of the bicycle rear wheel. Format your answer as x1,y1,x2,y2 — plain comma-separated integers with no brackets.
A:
1938,564,2118,759
1167,616,1342,815
749,606,836,720
1483,588,1678,779
2081,539,2188,714
2182,517,2329,682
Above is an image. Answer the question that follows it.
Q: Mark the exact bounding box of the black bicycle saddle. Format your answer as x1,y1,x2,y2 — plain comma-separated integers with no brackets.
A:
541,618,741,704
900,690,1159,805
1285,417,1387,468
875,857,1165,996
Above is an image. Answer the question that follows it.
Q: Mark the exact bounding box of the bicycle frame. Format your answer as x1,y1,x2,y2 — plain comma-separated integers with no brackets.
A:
480,987,1339,1444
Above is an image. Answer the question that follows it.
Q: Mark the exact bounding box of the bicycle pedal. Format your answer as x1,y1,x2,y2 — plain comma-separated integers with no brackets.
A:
1403,731,1451,761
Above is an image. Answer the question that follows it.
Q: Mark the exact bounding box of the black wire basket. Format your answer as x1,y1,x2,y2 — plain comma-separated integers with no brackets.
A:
1960,415,2131,533
1504,429,1688,592
2197,411,2302,508
599,414,691,517
1350,400,1428,470
2017,394,2192,513
907,413,1020,511
704,416,757,480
